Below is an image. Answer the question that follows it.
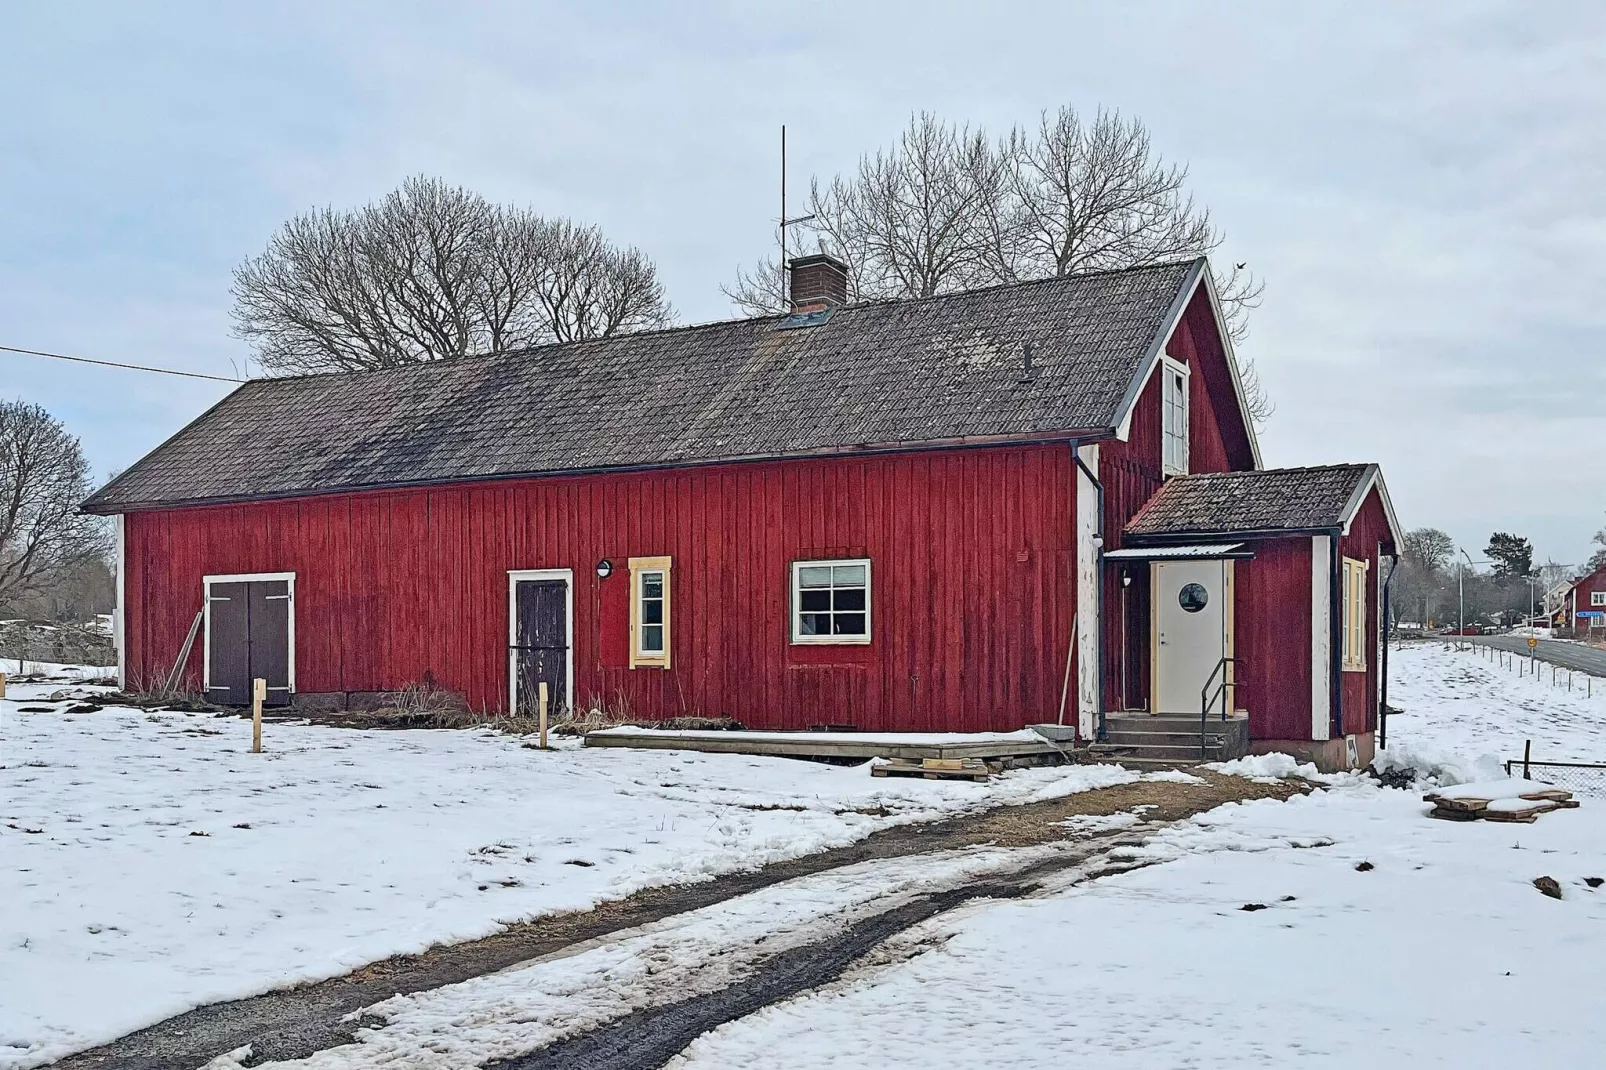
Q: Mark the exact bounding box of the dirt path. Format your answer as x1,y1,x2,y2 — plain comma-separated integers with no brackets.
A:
50,771,1304,1070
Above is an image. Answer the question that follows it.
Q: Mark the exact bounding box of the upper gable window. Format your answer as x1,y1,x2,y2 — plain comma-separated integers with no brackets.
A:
1161,356,1190,477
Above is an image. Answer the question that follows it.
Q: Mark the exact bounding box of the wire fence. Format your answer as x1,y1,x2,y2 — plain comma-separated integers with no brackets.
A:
1504,755,1606,796
1447,639,1603,700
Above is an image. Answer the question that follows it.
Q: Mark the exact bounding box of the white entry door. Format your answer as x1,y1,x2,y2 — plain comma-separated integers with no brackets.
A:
1153,560,1232,715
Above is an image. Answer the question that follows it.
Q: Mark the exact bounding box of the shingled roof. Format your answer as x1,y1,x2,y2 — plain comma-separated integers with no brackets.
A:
1125,464,1388,539
84,258,1208,514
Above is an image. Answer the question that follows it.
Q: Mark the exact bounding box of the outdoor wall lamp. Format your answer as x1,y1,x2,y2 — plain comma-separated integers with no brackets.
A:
596,559,613,579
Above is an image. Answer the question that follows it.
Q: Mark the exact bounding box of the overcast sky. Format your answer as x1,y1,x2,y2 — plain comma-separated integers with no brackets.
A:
3,1,1603,565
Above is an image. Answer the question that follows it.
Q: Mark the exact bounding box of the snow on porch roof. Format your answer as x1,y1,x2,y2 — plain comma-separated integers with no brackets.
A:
1103,543,1249,560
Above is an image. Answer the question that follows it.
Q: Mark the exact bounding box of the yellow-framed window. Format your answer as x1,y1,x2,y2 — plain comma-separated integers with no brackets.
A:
1341,557,1368,672
629,556,672,668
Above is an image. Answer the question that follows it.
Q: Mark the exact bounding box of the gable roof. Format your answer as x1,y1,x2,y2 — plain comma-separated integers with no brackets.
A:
84,258,1213,514
1126,464,1401,544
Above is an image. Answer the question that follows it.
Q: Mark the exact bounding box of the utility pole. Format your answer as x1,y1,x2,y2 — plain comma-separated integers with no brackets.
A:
1457,551,1466,650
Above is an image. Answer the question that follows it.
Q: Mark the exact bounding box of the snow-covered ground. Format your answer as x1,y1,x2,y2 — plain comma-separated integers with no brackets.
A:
656,645,1606,1069
206,843,1089,1070
1385,641,1606,778
669,782,1606,1069
0,698,1136,1069
2,661,115,684
11,644,1606,1068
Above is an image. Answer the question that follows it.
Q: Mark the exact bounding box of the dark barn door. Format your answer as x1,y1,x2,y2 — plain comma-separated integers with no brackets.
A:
206,578,292,706
512,578,569,716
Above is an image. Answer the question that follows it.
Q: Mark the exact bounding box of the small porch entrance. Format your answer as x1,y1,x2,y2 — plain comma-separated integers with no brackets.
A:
1105,544,1250,718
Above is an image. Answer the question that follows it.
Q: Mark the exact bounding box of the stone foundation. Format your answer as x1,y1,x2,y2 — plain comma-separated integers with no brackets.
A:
1249,731,1375,773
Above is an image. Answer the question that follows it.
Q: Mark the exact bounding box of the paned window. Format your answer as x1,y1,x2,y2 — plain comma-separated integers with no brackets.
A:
1593,591,1606,607
1342,557,1368,671
1161,357,1190,476
630,556,671,668
791,559,871,644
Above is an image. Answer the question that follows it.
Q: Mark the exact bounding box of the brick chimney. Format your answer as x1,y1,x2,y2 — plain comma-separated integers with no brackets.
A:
788,254,849,310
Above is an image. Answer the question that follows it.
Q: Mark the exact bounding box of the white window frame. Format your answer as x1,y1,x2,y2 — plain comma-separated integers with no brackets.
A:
202,571,296,696
1341,557,1368,672
629,556,672,668
506,568,575,712
790,558,872,645
1593,591,1606,608
1160,355,1190,477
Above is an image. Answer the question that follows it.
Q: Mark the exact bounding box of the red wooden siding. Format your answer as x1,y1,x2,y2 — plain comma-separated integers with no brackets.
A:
1166,289,1256,472
124,446,1079,733
1097,292,1254,713
1233,536,1315,741
1100,371,1163,712
1339,486,1393,737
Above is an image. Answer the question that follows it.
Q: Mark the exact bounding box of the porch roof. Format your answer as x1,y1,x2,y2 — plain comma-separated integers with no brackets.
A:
1124,464,1396,543
1103,542,1250,560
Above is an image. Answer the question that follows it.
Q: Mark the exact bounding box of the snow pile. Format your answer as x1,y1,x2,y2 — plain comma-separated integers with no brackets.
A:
0,702,1136,1068
670,783,1606,1068
1205,752,1324,783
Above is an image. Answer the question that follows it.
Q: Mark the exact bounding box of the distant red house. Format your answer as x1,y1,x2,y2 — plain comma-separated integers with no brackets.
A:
84,256,1401,769
1554,564,1606,635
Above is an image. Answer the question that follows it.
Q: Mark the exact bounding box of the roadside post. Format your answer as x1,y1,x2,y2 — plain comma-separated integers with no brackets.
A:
252,677,265,753
538,680,549,750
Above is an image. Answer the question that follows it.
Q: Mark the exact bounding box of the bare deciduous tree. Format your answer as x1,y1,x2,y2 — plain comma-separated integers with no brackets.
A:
724,108,1271,422
1402,528,1456,573
233,176,673,375
1587,519,1606,573
0,401,107,609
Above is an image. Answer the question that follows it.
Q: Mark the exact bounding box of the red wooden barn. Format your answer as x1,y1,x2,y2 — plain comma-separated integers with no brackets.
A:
84,255,1402,770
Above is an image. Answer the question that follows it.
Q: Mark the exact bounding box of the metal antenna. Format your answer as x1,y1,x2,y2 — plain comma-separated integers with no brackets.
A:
779,124,816,309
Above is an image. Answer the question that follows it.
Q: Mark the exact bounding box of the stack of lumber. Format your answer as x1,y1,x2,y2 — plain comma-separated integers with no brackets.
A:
1424,780,1580,823
871,757,993,781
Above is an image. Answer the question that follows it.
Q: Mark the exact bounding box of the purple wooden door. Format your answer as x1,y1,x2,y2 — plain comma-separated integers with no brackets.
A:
512,578,568,715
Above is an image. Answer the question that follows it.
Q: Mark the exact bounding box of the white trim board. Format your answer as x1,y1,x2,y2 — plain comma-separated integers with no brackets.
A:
1310,537,1331,742
201,571,297,696
113,514,126,690
1111,261,1263,471
507,568,575,714
1337,464,1405,547
1075,443,1101,738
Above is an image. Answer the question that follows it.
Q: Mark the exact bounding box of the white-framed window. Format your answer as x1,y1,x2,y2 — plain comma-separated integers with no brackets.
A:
629,556,671,668
1593,591,1606,608
1161,356,1190,477
1342,556,1368,672
791,559,871,644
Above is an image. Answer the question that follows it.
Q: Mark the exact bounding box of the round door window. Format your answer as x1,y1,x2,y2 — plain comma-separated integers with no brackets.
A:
1178,582,1209,613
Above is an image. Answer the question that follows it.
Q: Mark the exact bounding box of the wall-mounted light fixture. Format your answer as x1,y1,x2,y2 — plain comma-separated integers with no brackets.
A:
596,559,613,579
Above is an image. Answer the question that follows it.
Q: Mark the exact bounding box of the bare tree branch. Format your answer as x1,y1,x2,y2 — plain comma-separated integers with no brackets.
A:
0,401,107,610
232,177,674,375
724,108,1274,426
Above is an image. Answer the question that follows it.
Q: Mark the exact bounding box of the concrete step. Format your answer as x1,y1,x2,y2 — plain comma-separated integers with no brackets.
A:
1089,740,1225,763
1089,754,1206,771
1103,728,1228,747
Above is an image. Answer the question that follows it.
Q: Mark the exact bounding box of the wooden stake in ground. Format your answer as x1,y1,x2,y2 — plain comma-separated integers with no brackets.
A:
538,680,549,750
252,677,266,754
0,671,7,699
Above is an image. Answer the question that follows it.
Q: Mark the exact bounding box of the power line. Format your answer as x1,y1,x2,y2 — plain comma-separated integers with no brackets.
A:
0,343,244,383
